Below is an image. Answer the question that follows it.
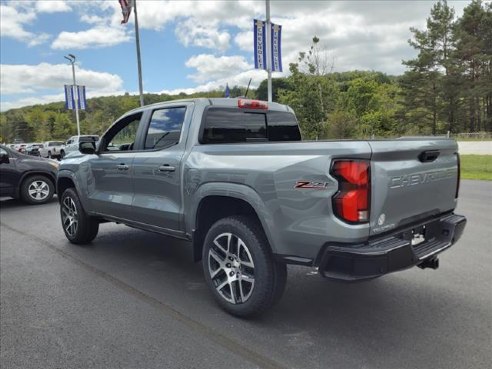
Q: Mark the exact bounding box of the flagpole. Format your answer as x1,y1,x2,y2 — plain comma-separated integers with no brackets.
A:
266,0,272,103
65,54,80,136
133,0,144,107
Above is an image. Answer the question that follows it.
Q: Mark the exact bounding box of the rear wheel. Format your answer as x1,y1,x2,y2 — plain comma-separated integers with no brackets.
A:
20,175,54,205
60,188,99,244
202,216,287,317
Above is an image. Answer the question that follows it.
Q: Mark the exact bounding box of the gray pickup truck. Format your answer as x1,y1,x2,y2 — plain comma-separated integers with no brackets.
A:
57,98,466,316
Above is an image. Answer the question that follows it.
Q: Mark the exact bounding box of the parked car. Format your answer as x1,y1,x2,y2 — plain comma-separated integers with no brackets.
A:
0,144,59,204
25,143,43,156
64,135,99,156
57,98,466,317
39,141,66,159
16,144,27,154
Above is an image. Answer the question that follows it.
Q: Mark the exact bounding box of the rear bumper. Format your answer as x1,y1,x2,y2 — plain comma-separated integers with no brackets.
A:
317,213,466,281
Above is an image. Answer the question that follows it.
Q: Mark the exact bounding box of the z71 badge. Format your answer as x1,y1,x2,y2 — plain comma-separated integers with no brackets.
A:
295,181,329,190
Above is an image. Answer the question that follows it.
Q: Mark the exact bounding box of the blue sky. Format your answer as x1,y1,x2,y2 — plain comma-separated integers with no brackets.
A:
0,0,468,111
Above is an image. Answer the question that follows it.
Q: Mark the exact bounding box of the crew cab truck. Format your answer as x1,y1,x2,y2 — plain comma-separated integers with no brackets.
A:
39,141,66,159
57,98,466,317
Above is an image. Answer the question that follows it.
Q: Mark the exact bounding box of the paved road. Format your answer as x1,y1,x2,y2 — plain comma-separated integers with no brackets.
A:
457,141,492,155
1,180,491,369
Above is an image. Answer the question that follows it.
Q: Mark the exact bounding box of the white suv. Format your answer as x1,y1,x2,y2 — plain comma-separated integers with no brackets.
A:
39,141,65,159
64,135,99,156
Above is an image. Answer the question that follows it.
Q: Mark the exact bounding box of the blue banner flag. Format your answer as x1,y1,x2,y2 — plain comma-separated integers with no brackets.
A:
271,23,283,72
224,83,230,98
77,85,87,110
253,19,266,70
64,85,75,110
64,85,87,110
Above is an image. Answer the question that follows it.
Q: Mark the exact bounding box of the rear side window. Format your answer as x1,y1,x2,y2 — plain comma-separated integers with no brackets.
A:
267,111,302,141
145,107,186,150
201,108,300,144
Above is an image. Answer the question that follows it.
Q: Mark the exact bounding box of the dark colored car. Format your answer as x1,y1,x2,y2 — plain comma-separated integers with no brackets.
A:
0,144,59,204
26,143,43,157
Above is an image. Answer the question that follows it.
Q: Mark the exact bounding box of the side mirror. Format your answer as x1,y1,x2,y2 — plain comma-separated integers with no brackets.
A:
79,142,96,155
0,153,9,164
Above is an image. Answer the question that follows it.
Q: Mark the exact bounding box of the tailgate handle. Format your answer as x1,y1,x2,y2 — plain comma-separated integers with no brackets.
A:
419,150,440,163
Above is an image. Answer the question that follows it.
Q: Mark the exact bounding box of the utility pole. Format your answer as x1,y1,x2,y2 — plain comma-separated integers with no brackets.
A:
266,0,272,102
64,54,80,136
134,0,144,107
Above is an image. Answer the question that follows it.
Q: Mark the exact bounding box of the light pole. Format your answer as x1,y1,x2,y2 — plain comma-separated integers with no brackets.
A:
64,54,80,136
266,0,272,103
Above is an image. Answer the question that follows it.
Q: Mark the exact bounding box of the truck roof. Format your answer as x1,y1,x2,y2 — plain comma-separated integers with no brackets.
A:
125,97,292,116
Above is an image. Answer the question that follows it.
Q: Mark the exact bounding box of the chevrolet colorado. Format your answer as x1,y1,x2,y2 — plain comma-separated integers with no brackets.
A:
57,98,466,316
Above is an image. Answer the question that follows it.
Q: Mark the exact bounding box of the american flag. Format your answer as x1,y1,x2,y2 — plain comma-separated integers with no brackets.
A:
119,0,133,24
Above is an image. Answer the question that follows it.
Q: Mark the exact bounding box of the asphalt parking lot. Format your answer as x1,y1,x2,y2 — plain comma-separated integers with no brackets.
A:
1,180,491,369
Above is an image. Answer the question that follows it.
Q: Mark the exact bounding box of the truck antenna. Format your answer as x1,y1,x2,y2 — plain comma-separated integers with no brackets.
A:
244,78,252,98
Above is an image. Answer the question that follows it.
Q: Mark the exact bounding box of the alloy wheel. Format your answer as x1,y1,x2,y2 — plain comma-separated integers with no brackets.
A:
208,232,255,304
27,180,50,201
62,196,79,237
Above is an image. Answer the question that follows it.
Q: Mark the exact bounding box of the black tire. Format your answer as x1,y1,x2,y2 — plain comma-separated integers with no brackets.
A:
20,175,55,205
202,215,287,317
60,188,99,245
60,150,65,159
47,150,52,159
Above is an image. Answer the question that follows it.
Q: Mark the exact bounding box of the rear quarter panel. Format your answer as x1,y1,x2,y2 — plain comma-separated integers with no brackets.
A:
184,141,372,261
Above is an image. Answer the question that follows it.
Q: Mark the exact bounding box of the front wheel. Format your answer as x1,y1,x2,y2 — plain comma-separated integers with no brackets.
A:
202,216,287,317
60,188,99,244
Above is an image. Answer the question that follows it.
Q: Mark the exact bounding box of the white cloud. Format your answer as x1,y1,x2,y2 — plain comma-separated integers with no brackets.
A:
0,63,123,95
2,0,471,112
51,26,132,49
0,90,128,112
0,4,49,46
175,19,231,51
0,63,126,111
185,54,252,83
35,0,71,13
159,68,265,96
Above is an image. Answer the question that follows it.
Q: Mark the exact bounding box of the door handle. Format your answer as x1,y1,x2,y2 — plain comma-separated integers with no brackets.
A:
158,165,176,172
116,164,129,170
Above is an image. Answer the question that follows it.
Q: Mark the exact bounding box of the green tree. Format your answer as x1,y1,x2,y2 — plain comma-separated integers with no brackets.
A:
454,0,492,132
278,37,338,139
402,0,458,134
255,78,291,101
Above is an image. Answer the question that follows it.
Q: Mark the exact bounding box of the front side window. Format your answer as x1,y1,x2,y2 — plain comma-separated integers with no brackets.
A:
144,107,186,150
102,113,142,152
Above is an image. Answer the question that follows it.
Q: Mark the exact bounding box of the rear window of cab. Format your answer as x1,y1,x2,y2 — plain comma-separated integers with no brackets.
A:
200,108,301,144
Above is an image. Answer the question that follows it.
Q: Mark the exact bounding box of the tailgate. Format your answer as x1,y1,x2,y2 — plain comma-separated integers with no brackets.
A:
369,139,459,236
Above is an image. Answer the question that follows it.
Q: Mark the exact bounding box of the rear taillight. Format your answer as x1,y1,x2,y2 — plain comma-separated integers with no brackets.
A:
455,153,460,198
331,160,370,224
